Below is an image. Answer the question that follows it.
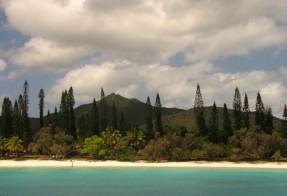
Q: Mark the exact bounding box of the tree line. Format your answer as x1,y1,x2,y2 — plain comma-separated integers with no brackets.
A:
1,80,287,161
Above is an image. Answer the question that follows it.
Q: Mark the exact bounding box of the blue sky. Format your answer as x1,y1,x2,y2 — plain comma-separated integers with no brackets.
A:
0,0,287,118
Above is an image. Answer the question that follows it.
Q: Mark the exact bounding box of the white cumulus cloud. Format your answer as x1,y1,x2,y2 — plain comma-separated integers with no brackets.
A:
0,59,7,71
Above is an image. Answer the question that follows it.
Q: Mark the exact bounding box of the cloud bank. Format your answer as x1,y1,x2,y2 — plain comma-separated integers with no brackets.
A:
0,0,287,117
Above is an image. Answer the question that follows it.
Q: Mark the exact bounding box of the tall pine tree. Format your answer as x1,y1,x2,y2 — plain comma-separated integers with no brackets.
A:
242,93,250,129
99,87,107,133
154,93,163,136
145,96,154,140
53,107,59,127
38,88,45,129
1,97,13,138
282,104,287,138
223,103,232,142
59,91,69,131
265,106,273,134
208,102,219,142
233,87,242,130
23,80,31,144
91,98,100,136
255,92,265,130
68,87,76,139
194,83,207,136
46,110,52,126
12,100,23,139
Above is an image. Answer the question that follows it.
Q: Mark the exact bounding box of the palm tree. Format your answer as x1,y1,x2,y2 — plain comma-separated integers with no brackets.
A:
126,128,145,151
101,126,121,148
7,136,24,158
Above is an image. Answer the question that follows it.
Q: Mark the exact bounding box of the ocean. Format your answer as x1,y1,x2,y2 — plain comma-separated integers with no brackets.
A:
0,168,286,195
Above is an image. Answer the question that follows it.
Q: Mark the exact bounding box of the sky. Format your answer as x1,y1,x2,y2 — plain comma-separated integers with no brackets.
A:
0,0,287,118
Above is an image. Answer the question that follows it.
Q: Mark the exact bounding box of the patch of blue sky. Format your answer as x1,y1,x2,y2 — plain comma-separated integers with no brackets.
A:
213,47,287,73
167,51,190,67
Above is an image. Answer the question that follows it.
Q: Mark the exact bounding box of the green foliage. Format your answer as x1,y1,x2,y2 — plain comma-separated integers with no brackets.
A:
113,139,137,161
0,136,7,157
140,137,171,161
7,136,24,158
191,142,225,160
229,128,287,161
28,127,73,156
81,135,108,159
101,126,121,149
126,128,145,151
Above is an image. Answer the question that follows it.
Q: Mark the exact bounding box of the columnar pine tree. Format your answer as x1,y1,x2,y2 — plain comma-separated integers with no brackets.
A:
12,100,23,139
68,87,76,139
53,107,59,127
1,97,13,138
255,92,265,130
282,104,287,138
111,101,118,130
208,102,219,142
46,110,52,126
194,83,207,136
59,91,69,131
145,96,154,140
154,93,163,136
23,80,31,144
265,106,273,134
38,89,45,129
223,103,232,142
233,87,242,130
99,88,107,133
242,93,250,129
91,98,100,136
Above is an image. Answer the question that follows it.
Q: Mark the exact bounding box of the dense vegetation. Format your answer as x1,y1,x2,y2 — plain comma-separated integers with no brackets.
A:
1,80,287,161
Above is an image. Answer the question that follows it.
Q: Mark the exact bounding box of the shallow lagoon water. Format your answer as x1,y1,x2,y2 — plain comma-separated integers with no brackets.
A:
0,168,286,196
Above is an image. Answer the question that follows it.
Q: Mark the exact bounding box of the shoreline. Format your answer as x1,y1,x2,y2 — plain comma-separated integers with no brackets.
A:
0,160,287,169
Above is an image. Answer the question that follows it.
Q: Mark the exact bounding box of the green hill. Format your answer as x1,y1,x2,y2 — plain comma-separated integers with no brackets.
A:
74,93,184,126
162,106,283,132
31,93,283,132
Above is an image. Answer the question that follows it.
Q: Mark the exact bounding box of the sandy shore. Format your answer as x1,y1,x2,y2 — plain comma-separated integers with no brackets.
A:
0,160,287,169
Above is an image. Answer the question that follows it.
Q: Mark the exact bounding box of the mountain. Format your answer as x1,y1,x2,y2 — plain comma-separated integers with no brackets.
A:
74,93,184,126
30,93,283,132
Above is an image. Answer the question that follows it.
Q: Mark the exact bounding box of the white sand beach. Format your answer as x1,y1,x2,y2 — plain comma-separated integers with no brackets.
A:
0,160,287,169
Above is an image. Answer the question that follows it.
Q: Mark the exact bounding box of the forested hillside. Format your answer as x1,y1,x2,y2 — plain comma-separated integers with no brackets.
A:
1,81,287,161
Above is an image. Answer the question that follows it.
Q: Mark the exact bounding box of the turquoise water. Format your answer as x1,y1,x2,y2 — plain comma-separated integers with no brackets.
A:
0,168,287,195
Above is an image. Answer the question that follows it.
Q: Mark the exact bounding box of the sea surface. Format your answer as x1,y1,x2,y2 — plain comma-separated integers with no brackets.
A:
0,168,286,196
